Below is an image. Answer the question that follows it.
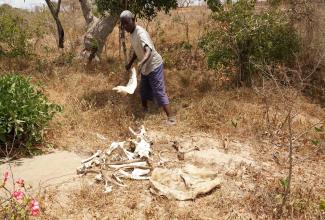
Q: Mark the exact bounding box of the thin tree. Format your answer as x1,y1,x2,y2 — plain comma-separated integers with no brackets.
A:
45,0,64,48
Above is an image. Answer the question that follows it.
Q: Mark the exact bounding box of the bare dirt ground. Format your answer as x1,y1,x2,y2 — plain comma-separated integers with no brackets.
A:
3,121,322,219
4,121,323,219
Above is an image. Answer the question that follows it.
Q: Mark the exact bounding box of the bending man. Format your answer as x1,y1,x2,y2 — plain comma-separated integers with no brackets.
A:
120,10,176,125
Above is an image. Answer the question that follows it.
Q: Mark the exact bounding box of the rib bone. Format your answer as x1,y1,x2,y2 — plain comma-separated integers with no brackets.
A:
82,150,102,164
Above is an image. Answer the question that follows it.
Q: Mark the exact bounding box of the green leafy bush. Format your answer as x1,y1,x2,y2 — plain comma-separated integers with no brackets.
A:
205,0,222,12
199,0,300,85
95,0,177,20
0,6,31,57
0,74,61,154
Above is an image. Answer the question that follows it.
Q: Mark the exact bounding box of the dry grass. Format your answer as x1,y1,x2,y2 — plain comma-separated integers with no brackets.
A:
0,4,324,219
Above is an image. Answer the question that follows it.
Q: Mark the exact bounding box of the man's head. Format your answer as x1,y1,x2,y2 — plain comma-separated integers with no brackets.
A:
120,10,136,33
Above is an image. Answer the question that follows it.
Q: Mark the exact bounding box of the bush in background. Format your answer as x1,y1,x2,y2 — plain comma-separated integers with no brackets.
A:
0,74,61,155
206,0,222,12
199,0,300,85
0,6,31,57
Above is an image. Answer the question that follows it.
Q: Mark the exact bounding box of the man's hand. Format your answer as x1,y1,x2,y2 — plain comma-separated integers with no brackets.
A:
125,51,137,72
125,62,132,71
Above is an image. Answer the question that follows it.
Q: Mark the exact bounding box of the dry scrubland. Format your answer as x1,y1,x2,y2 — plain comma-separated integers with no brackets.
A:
0,4,324,219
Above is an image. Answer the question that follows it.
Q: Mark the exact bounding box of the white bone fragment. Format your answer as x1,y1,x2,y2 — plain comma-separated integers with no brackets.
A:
112,68,137,94
95,174,103,181
76,165,86,174
103,185,113,193
78,126,152,193
123,149,135,160
132,168,151,176
106,142,135,159
133,138,151,158
103,180,113,193
82,150,102,164
112,174,123,184
117,170,150,180
108,161,148,169
106,142,125,156
106,158,143,165
84,161,93,169
94,158,102,166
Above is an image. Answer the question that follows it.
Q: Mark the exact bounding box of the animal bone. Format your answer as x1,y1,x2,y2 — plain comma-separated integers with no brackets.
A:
106,159,144,165
133,139,151,159
76,165,86,174
129,126,151,158
123,149,135,160
108,162,148,170
117,170,150,180
100,171,125,187
112,68,137,94
82,150,102,164
103,184,113,193
84,161,94,169
106,141,135,160
77,126,151,193
77,169,100,175
93,158,102,166
115,166,151,172
95,174,103,181
106,142,125,156
132,168,150,176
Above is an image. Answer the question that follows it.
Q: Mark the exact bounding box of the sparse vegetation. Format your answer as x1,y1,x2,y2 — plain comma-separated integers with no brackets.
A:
0,6,31,57
0,1,323,219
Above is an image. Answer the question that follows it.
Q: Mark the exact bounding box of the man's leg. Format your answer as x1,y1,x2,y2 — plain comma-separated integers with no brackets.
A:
142,100,148,112
140,74,153,112
162,104,173,118
148,65,175,119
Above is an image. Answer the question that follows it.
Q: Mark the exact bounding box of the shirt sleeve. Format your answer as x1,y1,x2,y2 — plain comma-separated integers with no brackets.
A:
138,31,154,51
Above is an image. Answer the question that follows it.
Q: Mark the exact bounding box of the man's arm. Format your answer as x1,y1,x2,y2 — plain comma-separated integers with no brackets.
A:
125,51,137,71
137,45,151,73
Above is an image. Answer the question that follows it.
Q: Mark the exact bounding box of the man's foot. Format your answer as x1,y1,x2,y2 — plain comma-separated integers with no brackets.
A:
166,116,177,126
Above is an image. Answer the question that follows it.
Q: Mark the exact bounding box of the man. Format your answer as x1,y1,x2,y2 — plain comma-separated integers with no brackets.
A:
120,10,176,125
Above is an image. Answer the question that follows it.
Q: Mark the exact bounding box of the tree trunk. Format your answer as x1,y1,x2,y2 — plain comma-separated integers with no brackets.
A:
45,0,64,48
79,0,119,62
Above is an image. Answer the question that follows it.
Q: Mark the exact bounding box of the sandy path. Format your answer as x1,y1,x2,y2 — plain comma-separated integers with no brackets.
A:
0,151,83,191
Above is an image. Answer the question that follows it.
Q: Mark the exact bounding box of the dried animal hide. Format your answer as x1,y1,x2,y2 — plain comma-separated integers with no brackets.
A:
150,164,221,200
112,68,137,94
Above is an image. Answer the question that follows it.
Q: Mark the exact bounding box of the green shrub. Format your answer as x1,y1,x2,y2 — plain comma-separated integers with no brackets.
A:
0,74,61,154
199,0,300,85
0,6,31,57
205,0,222,12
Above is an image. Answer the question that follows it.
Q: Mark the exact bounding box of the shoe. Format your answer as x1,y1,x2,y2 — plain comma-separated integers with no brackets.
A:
166,116,177,126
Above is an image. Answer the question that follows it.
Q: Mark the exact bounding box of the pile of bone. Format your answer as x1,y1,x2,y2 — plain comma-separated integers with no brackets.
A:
76,126,151,193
